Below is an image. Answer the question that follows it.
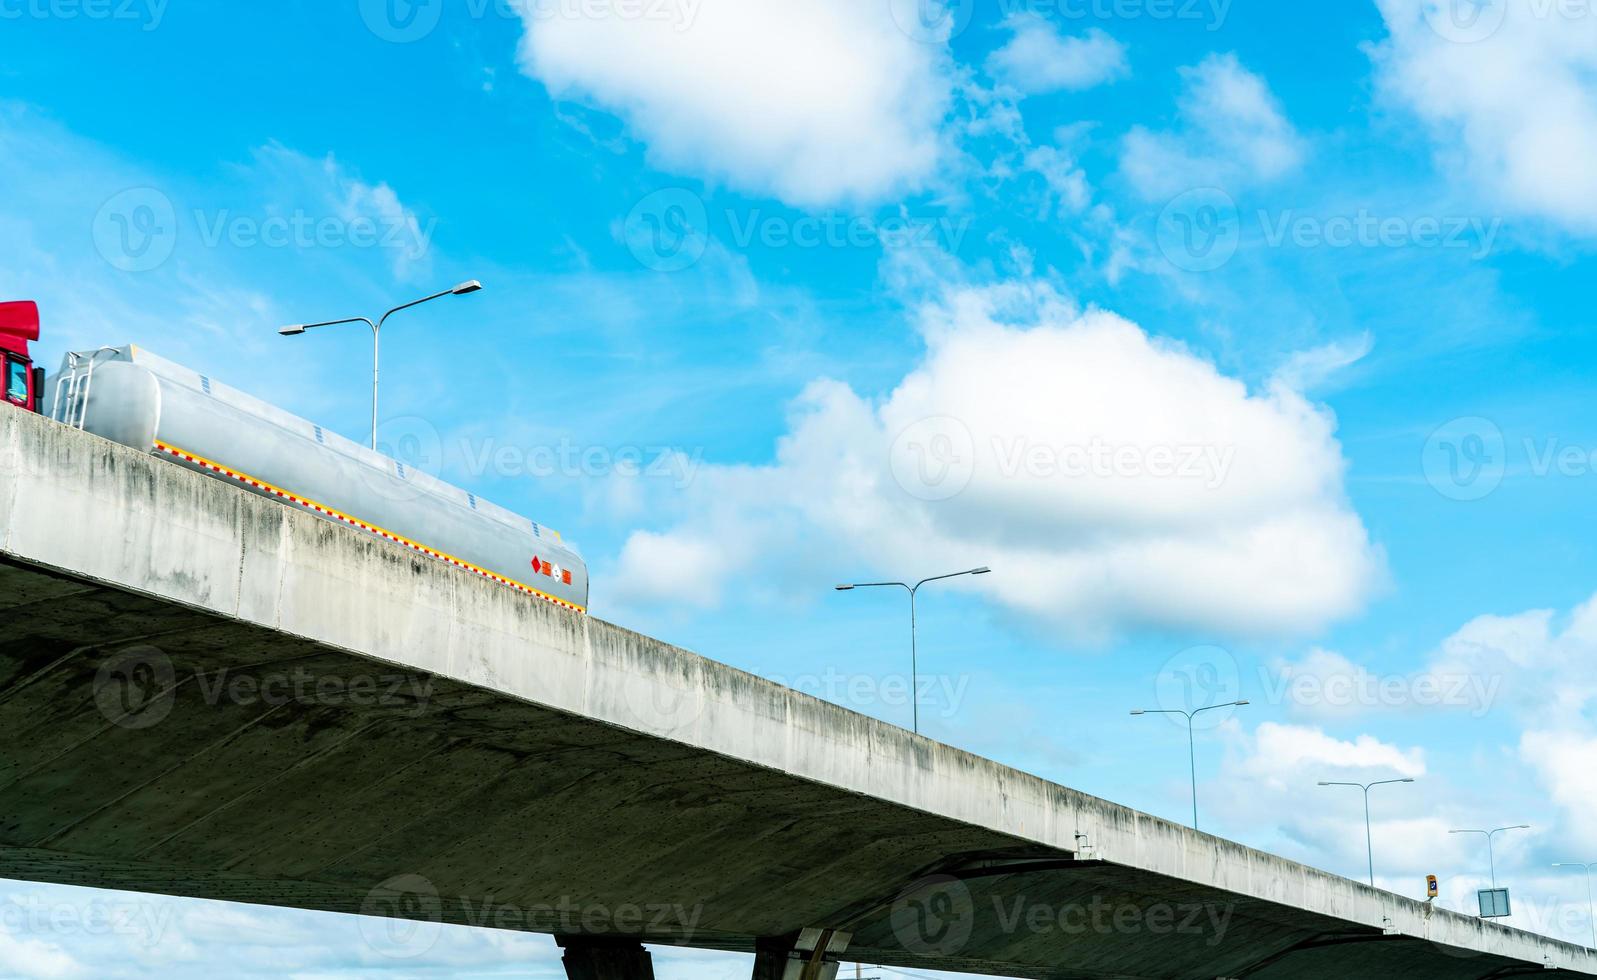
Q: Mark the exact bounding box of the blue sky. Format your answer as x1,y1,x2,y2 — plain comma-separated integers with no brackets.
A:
5,0,1597,974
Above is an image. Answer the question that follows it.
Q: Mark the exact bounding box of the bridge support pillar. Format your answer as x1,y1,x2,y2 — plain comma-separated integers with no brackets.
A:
752,928,852,980
556,936,655,980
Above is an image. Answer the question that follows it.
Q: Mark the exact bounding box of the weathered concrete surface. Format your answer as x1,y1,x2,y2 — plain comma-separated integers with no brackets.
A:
0,408,1591,979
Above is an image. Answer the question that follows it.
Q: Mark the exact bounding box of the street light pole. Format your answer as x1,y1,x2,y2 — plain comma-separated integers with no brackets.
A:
1449,825,1531,890
1552,862,1597,949
1130,701,1249,830
835,567,991,735
280,281,483,449
1318,778,1416,886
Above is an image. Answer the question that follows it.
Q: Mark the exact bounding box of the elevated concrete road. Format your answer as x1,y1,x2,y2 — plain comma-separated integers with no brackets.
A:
0,408,1592,980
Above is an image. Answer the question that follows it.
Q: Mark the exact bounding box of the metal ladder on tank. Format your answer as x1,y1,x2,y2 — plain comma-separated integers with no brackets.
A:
48,348,121,431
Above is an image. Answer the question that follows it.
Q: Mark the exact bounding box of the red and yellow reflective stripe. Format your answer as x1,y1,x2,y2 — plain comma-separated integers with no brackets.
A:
154,440,586,614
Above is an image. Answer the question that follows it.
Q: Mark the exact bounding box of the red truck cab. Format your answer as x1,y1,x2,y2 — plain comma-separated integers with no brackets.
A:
0,301,42,413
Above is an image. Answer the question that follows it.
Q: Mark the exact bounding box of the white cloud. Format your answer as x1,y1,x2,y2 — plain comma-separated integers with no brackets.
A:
0,931,85,980
250,143,434,284
1522,729,1597,854
1267,592,1597,728
1270,333,1373,392
514,0,954,207
1426,595,1597,727
334,178,430,283
1122,53,1305,199
986,19,1128,96
1239,722,1427,789
1212,721,1438,889
1268,648,1388,720
1408,592,1597,854
0,104,276,365
1266,642,1505,722
1022,144,1092,216
1262,592,1597,877
1209,713,1592,937
608,276,1382,639
605,528,742,607
1370,0,1597,235
0,875,767,978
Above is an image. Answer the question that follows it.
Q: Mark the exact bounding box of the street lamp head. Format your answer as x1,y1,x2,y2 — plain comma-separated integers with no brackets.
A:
834,584,855,591
971,566,992,575
1400,778,1416,783
1130,709,1147,716
278,325,306,336
1317,781,1331,786
1234,700,1250,706
451,280,483,295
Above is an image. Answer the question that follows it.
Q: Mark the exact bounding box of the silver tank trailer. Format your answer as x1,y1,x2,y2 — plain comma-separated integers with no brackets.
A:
47,345,588,613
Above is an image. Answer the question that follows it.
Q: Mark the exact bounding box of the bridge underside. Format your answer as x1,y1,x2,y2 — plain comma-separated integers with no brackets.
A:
0,556,1576,980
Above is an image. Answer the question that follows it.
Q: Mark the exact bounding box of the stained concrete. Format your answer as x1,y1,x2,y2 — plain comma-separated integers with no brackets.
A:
0,408,1591,979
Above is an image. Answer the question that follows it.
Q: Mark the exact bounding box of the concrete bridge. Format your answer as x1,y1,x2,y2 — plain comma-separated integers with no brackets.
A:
0,407,1592,980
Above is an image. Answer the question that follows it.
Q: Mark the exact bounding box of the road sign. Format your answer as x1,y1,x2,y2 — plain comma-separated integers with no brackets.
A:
1479,888,1512,918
